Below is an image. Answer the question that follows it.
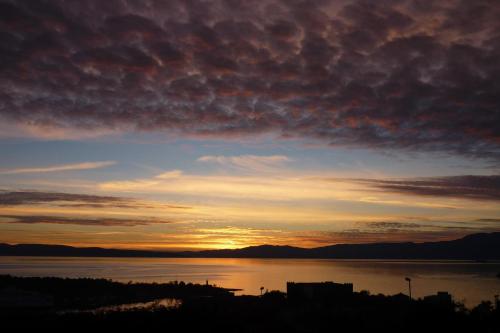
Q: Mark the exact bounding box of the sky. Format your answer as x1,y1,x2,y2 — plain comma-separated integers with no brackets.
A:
0,0,499,250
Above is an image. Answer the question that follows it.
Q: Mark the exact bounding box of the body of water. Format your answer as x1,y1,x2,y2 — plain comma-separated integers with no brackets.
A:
59,298,182,314
1,256,499,307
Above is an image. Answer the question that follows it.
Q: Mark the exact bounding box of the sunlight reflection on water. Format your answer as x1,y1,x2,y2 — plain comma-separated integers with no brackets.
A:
58,298,181,315
1,257,499,307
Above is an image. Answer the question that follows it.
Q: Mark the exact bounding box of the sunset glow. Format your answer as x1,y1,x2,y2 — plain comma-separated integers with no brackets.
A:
1,0,499,250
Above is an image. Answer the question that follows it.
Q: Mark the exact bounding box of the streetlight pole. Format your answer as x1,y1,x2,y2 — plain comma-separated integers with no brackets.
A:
405,277,412,300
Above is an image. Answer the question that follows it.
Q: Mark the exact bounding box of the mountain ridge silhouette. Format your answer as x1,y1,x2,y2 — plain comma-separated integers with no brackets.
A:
1,232,499,259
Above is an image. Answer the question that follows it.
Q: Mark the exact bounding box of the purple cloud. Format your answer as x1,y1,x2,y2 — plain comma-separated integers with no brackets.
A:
0,214,172,226
0,0,499,158
354,175,500,201
0,190,130,206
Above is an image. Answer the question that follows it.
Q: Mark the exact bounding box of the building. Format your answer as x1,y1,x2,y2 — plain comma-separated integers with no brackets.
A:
423,291,453,308
287,281,353,302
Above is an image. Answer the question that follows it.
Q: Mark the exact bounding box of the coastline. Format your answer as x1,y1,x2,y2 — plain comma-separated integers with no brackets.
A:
1,275,498,332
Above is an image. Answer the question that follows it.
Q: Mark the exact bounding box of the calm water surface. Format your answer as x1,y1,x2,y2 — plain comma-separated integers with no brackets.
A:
1,256,499,307
59,298,182,314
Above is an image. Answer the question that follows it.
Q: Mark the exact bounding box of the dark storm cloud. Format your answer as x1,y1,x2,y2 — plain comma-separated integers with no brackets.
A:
1,0,500,158
0,215,172,226
355,175,500,201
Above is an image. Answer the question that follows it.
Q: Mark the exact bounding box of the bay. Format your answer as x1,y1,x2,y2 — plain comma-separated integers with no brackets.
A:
1,256,499,307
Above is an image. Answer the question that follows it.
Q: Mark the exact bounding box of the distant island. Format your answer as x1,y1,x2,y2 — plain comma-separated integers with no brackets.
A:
1,232,500,260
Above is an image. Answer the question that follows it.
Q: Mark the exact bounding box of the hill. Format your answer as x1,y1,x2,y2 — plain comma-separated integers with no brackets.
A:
1,232,499,259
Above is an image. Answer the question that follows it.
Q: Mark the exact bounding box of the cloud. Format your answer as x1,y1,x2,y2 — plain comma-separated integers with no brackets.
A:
311,229,473,245
0,190,192,228
175,222,500,248
365,221,423,230
0,161,116,174
0,189,192,212
197,154,291,172
155,169,183,179
2,216,498,248
0,214,172,227
0,0,499,159
476,218,500,223
354,175,500,201
99,169,485,210
0,190,131,207
98,171,363,202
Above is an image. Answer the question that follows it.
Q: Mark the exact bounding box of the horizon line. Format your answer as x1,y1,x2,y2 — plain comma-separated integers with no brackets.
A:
1,231,497,253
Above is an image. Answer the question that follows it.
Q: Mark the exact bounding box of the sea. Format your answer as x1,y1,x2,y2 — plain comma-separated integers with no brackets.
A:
1,256,499,307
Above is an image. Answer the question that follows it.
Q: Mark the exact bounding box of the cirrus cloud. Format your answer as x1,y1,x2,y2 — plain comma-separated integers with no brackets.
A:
197,154,291,172
0,161,116,174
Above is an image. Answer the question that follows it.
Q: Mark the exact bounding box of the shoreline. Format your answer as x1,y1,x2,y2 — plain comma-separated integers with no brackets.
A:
1,275,499,332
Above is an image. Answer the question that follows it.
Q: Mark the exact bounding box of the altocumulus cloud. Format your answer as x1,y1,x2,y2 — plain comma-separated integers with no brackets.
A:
0,1,499,158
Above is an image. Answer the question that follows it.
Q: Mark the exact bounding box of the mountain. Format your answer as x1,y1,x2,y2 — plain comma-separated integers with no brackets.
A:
190,233,500,260
0,243,182,258
1,232,499,260
310,232,500,260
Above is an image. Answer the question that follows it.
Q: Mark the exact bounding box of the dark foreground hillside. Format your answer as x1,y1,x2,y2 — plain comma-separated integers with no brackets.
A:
0,276,498,332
